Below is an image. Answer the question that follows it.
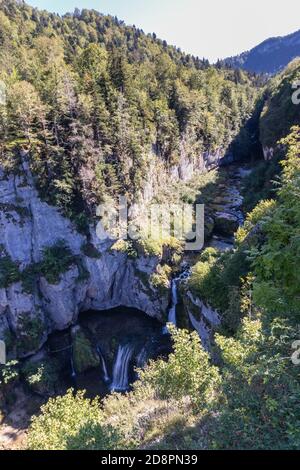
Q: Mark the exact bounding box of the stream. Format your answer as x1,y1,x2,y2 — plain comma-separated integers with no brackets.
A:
46,307,171,398
34,165,247,398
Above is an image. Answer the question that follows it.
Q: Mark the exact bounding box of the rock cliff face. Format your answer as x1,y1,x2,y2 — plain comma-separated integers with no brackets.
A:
0,158,169,358
0,143,239,359
185,291,221,351
140,144,233,203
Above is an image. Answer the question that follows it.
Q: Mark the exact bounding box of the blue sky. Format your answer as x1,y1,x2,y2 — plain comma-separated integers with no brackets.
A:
28,0,300,62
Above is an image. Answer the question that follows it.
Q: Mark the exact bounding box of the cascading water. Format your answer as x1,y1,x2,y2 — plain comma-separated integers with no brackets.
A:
163,279,179,334
97,346,110,384
110,344,134,392
70,354,76,378
163,269,191,334
70,353,78,389
168,279,178,326
136,347,148,368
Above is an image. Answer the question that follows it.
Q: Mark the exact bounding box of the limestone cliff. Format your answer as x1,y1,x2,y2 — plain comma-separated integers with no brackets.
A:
0,158,170,358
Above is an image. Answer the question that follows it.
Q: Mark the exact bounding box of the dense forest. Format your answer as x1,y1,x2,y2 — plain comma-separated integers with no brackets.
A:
0,0,300,452
223,28,300,75
0,0,258,223
25,126,300,451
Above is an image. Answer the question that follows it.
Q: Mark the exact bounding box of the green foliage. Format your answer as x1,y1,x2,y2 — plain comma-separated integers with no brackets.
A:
110,240,137,259
39,241,75,284
22,359,59,396
16,314,44,356
27,328,220,449
253,127,300,317
3,1,300,453
260,59,300,148
0,360,19,388
0,241,85,292
0,255,20,288
28,390,120,450
136,326,220,410
136,237,164,258
136,236,183,259
241,157,281,212
72,329,100,374
0,0,258,218
235,199,276,245
188,247,250,320
150,264,172,295
210,318,300,449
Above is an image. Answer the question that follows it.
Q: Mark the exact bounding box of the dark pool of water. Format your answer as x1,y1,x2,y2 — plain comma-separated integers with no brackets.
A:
47,307,170,398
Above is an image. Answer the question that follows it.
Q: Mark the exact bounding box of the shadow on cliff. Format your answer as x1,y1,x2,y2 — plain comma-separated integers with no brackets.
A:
228,95,265,165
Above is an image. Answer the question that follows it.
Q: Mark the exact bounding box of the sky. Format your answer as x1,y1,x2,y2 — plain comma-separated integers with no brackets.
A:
28,0,300,62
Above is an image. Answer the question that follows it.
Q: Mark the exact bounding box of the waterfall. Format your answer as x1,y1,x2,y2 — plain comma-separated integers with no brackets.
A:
97,346,110,384
110,344,134,392
163,278,179,334
168,279,178,325
70,353,77,390
136,347,148,368
163,268,192,334
70,354,76,378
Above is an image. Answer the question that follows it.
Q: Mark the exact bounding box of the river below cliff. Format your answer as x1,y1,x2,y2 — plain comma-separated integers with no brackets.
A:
46,307,171,398
44,165,250,397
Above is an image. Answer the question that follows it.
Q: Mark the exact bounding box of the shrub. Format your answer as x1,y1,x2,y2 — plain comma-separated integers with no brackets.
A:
0,256,20,288
235,199,276,245
16,314,44,356
0,361,19,389
110,240,137,259
22,359,59,396
150,264,172,295
40,241,75,284
136,326,220,410
253,128,300,317
242,158,281,212
136,237,164,258
28,390,120,450
210,318,300,449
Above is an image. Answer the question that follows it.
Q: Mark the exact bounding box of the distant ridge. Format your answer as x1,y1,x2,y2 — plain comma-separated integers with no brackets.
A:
222,29,300,75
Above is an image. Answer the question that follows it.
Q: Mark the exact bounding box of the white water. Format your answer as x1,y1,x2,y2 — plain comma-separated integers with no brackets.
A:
97,346,110,384
168,279,178,325
70,354,76,379
136,347,148,368
110,344,134,392
163,270,191,334
163,279,178,334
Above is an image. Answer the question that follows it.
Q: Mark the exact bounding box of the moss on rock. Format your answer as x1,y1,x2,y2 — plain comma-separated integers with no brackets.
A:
72,328,100,374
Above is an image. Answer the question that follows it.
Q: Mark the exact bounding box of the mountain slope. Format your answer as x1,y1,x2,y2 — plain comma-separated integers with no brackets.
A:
223,29,300,75
0,0,258,224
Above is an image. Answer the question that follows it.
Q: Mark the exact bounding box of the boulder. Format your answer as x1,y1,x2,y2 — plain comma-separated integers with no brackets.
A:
214,212,239,236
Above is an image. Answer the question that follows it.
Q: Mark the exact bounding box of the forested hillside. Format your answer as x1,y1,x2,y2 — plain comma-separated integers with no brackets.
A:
260,59,300,149
223,28,300,75
27,126,300,450
0,0,258,223
0,0,300,453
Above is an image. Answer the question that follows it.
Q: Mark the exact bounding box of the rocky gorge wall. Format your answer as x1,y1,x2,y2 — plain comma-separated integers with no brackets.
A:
139,142,234,203
0,156,170,359
0,143,242,360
